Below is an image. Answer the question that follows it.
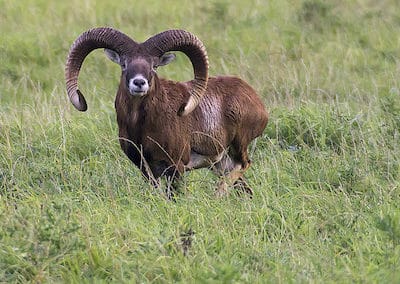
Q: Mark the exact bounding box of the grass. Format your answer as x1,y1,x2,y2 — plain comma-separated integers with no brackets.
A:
1,0,400,282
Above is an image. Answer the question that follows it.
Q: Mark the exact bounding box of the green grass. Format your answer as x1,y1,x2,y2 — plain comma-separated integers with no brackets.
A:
1,0,400,282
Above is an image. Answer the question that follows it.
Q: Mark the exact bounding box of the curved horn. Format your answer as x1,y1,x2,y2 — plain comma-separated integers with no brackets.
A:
143,30,209,116
65,27,138,111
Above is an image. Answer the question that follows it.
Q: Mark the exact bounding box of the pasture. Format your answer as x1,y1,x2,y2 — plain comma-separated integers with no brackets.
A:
1,0,399,282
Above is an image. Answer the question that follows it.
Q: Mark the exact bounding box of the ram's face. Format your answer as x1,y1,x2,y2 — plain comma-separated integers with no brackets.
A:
105,49,176,97
123,57,154,96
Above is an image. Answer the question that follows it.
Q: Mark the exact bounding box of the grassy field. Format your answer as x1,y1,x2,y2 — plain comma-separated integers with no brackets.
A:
1,0,400,282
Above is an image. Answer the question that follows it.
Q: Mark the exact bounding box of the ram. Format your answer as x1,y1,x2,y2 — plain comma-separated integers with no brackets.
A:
65,27,268,198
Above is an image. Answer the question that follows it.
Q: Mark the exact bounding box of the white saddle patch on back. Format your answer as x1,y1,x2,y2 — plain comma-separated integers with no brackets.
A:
199,96,222,133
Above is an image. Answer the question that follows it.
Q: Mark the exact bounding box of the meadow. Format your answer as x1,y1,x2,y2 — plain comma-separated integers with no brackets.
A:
1,0,400,282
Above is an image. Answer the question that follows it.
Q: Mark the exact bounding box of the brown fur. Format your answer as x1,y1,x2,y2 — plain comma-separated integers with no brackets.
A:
115,74,268,197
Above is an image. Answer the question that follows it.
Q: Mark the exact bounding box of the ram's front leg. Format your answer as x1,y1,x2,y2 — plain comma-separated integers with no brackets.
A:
148,160,185,200
164,160,187,200
141,167,162,189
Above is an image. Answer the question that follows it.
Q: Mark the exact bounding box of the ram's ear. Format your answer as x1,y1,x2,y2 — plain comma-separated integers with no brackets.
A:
104,49,121,65
158,53,176,66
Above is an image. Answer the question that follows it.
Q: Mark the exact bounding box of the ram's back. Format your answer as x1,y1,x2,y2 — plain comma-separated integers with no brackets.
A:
190,76,268,156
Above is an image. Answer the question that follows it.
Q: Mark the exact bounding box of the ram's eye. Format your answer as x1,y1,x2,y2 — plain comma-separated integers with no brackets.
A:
152,65,158,72
121,61,127,70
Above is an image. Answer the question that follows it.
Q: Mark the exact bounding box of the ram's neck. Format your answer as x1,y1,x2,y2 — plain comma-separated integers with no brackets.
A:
114,76,164,131
114,86,143,142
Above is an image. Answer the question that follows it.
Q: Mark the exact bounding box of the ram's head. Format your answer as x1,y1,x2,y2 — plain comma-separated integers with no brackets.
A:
65,27,209,116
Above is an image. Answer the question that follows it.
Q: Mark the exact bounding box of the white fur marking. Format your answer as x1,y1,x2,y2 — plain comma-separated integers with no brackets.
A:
186,151,225,170
129,74,149,96
199,96,221,133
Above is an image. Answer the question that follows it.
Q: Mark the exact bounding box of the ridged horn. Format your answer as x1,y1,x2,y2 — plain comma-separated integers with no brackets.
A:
143,30,209,116
65,27,138,111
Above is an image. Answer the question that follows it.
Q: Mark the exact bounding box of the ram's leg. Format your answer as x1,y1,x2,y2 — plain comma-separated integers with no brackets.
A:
119,141,163,189
233,177,253,197
213,146,253,197
162,161,185,200
232,138,254,197
215,163,243,197
213,156,252,197
141,168,161,189
165,175,180,200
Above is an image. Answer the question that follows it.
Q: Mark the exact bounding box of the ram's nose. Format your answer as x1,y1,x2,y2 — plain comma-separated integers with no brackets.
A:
133,78,146,87
128,75,149,96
